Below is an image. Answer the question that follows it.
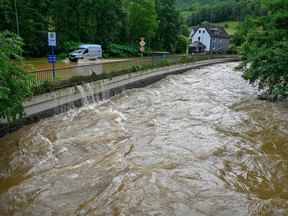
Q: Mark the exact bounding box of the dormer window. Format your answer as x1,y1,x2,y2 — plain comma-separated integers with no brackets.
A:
211,28,220,36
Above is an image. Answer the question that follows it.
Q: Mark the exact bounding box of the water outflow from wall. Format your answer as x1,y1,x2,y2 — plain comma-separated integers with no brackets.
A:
0,62,288,215
76,85,89,105
76,83,98,105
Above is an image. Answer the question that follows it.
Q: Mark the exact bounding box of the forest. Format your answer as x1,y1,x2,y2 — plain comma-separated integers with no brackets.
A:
177,0,267,26
0,0,188,58
0,0,267,58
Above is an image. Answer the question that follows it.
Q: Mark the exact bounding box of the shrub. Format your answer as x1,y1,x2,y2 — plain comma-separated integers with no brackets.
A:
105,43,152,58
175,35,189,54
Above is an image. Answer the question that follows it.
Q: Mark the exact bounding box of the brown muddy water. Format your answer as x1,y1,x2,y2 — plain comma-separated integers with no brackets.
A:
0,62,287,215
23,58,77,70
23,58,130,71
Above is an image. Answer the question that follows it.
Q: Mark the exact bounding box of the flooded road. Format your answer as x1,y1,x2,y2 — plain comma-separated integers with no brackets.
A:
0,62,287,215
23,58,130,71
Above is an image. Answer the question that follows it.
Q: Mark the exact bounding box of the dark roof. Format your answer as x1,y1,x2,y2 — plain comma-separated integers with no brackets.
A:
192,25,230,39
189,41,206,48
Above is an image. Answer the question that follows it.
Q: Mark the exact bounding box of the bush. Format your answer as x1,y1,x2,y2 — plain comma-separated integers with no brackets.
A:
57,41,81,58
175,35,189,54
105,43,152,58
227,44,238,54
32,80,55,95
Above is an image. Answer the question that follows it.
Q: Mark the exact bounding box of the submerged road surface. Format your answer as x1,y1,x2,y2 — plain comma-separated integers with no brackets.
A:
0,62,288,215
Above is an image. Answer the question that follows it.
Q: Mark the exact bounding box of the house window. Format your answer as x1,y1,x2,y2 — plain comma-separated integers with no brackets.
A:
203,30,205,33
213,38,216,42
212,45,215,49
198,37,200,41
218,45,222,50
219,38,222,42
199,30,201,33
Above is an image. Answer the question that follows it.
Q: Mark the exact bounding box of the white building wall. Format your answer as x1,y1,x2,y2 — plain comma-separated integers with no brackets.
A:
191,27,211,51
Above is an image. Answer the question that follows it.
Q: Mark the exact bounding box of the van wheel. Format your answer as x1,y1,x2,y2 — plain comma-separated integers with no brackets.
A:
70,58,78,62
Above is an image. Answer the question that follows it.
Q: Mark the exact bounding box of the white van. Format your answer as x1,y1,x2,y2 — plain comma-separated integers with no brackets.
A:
69,44,102,62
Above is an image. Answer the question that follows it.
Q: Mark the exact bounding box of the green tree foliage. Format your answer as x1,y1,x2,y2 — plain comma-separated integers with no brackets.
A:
50,0,127,47
90,0,127,46
231,16,256,47
175,35,189,54
153,0,185,53
237,0,288,100
0,31,35,121
0,0,15,31
1,0,50,57
0,0,187,57
182,0,267,26
124,0,158,43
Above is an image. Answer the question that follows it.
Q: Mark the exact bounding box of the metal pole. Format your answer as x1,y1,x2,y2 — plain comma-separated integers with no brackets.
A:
52,46,56,78
14,0,20,36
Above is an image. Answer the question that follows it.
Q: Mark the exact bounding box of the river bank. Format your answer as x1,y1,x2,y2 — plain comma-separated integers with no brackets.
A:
1,58,238,137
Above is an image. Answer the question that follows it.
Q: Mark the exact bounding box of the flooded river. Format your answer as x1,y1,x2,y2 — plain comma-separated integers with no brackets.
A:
0,62,287,215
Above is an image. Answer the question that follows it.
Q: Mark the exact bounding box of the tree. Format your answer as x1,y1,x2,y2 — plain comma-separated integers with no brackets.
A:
237,0,288,100
183,0,266,26
231,16,256,47
91,0,127,46
49,0,127,48
0,0,16,33
0,31,35,121
124,0,158,43
14,0,50,57
154,0,183,52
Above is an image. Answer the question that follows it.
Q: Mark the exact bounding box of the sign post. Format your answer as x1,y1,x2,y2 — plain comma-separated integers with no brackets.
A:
47,32,57,78
139,37,145,58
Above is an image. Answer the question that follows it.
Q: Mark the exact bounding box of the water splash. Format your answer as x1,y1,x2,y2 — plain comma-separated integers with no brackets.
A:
84,83,95,103
100,80,110,100
76,85,88,105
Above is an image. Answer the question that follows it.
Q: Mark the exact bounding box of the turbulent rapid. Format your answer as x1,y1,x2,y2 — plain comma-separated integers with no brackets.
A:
0,62,287,215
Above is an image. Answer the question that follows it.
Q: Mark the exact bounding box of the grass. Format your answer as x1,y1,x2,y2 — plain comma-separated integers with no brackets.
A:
214,21,240,35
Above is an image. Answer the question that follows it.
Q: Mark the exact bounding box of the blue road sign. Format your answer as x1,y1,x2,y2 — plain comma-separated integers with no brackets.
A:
48,55,57,63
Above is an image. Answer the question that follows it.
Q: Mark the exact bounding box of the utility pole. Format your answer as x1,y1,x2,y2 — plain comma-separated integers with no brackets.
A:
14,0,20,36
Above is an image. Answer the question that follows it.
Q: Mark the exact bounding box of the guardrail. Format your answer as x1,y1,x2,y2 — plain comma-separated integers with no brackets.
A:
29,54,239,83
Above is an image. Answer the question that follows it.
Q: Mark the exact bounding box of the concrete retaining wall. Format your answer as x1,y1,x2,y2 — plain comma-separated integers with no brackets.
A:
0,58,238,137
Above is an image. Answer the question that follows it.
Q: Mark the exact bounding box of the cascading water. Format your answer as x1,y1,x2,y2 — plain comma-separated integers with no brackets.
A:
0,62,287,215
100,79,110,100
84,83,95,103
76,85,89,105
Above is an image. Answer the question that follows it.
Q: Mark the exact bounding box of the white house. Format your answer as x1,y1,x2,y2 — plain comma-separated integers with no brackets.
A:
188,25,230,53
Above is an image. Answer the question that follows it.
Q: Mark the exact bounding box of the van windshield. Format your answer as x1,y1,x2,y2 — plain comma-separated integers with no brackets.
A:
73,48,85,53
